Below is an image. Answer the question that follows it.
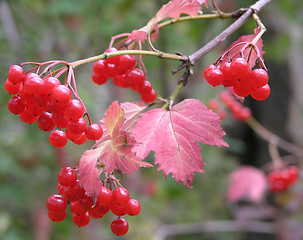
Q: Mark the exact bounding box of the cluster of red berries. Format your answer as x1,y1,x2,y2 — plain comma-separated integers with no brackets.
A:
207,91,252,122
92,47,156,103
267,165,299,193
219,91,252,121
5,65,104,148
47,167,140,236
204,57,270,101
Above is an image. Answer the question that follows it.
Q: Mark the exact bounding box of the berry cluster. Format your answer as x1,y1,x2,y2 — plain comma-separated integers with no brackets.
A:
92,47,156,103
47,167,140,236
267,165,299,193
219,91,252,121
6,65,104,148
204,57,270,101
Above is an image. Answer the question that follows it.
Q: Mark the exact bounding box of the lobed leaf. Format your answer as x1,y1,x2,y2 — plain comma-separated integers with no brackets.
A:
132,98,228,187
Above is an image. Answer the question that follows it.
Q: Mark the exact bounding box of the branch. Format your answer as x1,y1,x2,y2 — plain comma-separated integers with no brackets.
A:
173,0,273,73
152,220,275,240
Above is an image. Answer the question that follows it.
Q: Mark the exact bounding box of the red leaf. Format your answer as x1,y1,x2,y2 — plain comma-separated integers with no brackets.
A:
78,148,104,198
227,166,267,203
78,101,152,197
132,98,228,187
131,0,207,42
221,28,265,68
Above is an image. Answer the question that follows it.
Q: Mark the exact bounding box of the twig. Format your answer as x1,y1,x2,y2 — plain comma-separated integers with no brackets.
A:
152,220,275,240
173,0,273,73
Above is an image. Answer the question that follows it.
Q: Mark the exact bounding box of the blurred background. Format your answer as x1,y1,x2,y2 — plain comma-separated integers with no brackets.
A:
0,0,303,239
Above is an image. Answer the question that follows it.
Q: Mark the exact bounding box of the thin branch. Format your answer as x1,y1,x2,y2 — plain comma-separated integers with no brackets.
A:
188,0,272,66
152,220,275,240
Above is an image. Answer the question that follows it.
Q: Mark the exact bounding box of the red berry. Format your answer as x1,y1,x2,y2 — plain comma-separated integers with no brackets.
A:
5,79,21,94
19,109,39,124
203,64,216,79
97,186,113,208
8,65,25,84
125,68,145,88
44,77,61,96
51,85,72,104
8,96,25,115
230,57,251,78
67,117,87,135
88,203,110,218
38,112,55,131
112,74,129,88
49,130,68,148
70,201,87,215
65,128,83,141
72,212,90,227
52,114,70,128
116,55,136,75
111,204,127,216
25,101,44,116
78,195,94,211
126,198,141,216
85,124,103,140
233,85,251,97
48,211,67,222
111,218,129,236
288,166,299,185
112,187,130,206
250,68,268,87
65,180,86,202
91,72,108,85
46,194,68,212
65,99,85,120
251,84,270,101
72,133,87,145
140,89,156,103
23,74,45,96
57,167,77,187
220,62,236,87
93,59,109,76
137,81,152,94
205,69,224,86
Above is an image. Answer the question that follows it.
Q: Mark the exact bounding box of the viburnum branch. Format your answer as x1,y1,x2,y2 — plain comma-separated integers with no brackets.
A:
71,49,186,69
246,117,303,158
161,82,184,109
173,0,273,73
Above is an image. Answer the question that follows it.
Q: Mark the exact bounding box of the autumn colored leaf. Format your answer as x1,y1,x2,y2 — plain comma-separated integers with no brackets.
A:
130,0,207,43
227,166,267,203
132,98,228,187
78,101,152,197
221,28,265,68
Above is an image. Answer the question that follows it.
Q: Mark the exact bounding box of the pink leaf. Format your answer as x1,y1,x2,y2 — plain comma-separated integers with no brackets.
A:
104,100,125,137
227,166,267,203
130,0,207,43
78,147,104,198
132,98,228,187
221,28,265,68
78,101,152,197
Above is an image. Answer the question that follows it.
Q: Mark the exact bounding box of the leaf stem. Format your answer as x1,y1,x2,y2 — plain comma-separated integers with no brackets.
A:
161,82,184,109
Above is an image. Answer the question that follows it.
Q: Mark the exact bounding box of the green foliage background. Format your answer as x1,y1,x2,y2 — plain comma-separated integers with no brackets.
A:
0,0,302,239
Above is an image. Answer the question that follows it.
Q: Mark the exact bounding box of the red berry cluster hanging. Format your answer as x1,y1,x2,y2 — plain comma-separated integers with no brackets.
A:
204,57,270,101
267,165,299,193
218,91,252,121
92,47,156,103
47,167,140,236
6,65,104,148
